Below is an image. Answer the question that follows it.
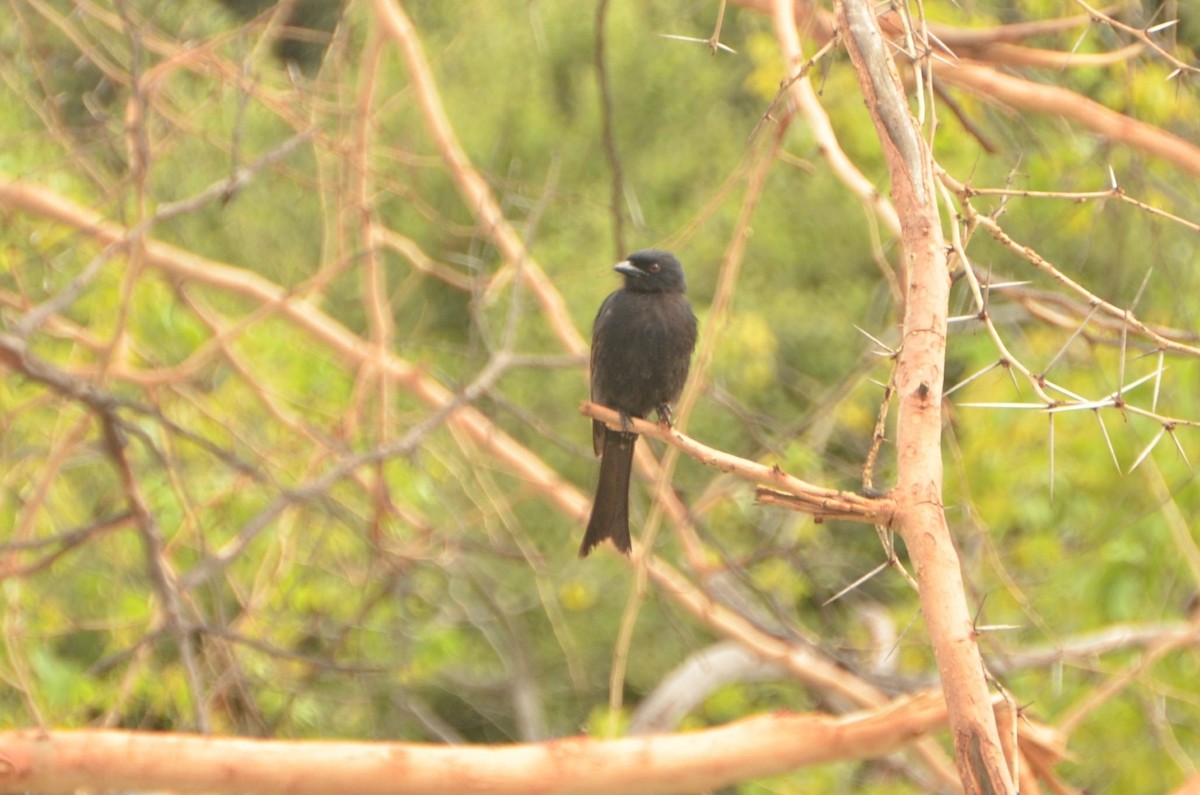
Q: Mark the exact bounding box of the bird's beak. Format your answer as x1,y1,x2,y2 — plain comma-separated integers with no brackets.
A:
613,261,643,278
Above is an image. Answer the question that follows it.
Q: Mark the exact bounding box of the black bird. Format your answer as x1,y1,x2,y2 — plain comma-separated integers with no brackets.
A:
581,249,698,557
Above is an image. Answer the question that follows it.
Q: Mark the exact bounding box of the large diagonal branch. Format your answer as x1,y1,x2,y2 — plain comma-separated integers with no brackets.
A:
770,0,902,242
371,0,586,356
0,179,587,522
937,60,1200,177
736,0,1200,178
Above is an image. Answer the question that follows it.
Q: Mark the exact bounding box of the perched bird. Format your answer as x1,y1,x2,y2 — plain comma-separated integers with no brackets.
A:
581,249,698,557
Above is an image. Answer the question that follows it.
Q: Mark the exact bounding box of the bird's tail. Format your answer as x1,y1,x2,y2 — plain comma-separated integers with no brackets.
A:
580,430,637,557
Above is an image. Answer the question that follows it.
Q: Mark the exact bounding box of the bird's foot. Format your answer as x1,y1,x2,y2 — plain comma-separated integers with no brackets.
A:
656,403,674,427
618,411,634,433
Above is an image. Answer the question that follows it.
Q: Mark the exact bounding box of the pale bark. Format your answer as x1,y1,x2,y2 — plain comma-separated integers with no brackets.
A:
835,0,1016,791
0,693,951,795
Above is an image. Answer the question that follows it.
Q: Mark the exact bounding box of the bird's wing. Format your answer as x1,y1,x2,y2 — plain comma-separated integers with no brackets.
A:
590,290,621,455
590,291,620,401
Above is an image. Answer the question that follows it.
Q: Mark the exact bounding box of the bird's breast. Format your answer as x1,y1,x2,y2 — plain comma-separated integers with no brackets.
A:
590,290,697,418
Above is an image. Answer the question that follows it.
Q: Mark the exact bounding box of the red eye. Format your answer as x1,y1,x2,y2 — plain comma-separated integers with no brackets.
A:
649,262,661,272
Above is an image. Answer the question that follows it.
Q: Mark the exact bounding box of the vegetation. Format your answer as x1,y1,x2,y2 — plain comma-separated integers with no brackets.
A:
1,0,1198,792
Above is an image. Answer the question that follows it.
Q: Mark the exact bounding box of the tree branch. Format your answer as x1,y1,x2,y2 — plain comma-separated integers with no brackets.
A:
0,692,955,795
580,402,893,524
835,0,1016,791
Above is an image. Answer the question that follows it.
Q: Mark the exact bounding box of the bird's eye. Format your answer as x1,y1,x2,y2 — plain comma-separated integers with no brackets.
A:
648,262,661,272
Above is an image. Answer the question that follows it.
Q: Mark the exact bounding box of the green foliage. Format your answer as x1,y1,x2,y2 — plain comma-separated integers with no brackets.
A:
2,0,1200,791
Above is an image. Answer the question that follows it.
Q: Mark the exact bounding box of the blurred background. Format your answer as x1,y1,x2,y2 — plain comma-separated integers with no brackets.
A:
2,1,1199,791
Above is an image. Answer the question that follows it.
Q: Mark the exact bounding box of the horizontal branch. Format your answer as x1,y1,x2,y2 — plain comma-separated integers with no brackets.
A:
0,692,950,795
581,402,894,525
756,487,883,522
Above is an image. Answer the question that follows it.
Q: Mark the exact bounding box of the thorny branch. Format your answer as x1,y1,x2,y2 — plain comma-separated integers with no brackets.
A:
2,1,1200,793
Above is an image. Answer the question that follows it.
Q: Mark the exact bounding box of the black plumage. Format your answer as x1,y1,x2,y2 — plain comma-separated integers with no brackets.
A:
580,250,698,557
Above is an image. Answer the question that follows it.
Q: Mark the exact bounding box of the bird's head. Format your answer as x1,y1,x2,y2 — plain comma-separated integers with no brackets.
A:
613,249,687,294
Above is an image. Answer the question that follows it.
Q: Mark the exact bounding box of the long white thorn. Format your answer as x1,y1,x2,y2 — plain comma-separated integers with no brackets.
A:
1129,427,1166,473
1096,410,1120,473
1048,413,1056,502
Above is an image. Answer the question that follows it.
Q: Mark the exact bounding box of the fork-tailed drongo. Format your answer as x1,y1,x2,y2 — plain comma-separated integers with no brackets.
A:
580,249,698,557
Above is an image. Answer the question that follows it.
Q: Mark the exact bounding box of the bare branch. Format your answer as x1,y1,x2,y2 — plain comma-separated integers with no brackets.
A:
0,692,959,795
581,402,893,524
